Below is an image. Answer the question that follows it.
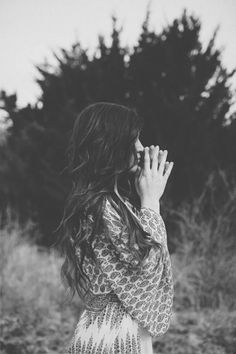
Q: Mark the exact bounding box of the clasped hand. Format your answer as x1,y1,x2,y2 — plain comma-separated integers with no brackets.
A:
135,145,174,202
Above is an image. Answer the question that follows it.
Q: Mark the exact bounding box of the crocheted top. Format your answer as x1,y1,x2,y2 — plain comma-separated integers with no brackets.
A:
76,197,174,338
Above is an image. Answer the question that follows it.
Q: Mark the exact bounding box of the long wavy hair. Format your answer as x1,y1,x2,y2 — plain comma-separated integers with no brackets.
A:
54,102,163,302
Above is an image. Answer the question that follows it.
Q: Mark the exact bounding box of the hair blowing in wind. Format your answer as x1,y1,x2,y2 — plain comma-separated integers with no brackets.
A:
53,102,163,302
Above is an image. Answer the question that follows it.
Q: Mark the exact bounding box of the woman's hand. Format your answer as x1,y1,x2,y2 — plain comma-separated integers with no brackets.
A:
134,145,174,204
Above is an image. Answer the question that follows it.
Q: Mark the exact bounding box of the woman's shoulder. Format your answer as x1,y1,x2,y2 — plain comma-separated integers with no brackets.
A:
104,194,139,214
102,196,124,231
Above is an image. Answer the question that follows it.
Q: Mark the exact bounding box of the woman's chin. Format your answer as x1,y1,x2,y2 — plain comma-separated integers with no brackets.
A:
129,164,139,173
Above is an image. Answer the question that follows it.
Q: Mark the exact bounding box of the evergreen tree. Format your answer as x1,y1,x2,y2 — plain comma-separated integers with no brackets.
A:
128,9,236,201
0,9,235,244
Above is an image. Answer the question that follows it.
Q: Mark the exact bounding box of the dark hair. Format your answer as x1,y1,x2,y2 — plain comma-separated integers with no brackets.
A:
54,102,163,302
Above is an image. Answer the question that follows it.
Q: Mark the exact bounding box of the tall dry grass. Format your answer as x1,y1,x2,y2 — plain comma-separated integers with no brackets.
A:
0,214,82,354
169,169,236,311
154,169,236,354
1,169,236,353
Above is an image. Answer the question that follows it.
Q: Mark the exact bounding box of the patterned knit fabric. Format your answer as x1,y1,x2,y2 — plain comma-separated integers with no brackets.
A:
67,197,174,353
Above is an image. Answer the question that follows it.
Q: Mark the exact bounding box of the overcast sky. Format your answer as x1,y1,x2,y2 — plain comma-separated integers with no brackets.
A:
0,0,236,108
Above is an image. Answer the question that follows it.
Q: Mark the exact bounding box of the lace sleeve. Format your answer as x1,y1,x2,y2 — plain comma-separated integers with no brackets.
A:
92,198,174,337
138,206,167,247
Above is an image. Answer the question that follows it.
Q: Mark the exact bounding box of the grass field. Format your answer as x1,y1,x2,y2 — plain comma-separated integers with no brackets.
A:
1,174,236,353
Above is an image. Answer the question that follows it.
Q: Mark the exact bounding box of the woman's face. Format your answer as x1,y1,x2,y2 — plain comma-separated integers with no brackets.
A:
129,135,144,173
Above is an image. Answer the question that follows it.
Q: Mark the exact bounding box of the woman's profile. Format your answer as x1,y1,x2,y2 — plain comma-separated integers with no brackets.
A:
54,102,174,353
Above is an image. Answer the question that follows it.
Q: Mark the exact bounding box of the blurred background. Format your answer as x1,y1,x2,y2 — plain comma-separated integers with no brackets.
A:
0,0,236,353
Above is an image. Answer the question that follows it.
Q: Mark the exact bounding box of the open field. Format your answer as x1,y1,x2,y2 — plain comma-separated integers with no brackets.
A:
1,181,236,354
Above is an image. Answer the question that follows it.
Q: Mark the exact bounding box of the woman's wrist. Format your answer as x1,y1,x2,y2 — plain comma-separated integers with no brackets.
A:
140,199,160,214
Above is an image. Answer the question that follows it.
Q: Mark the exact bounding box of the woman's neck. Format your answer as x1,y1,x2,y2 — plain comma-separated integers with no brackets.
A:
114,178,130,202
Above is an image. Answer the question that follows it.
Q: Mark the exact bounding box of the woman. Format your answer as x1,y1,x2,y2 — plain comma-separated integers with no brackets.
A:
55,102,174,353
